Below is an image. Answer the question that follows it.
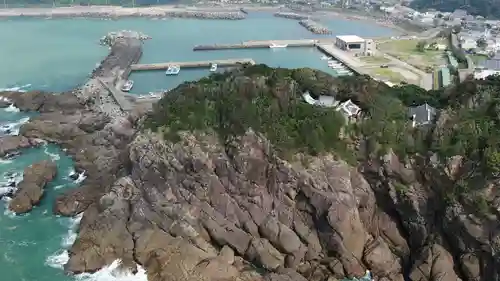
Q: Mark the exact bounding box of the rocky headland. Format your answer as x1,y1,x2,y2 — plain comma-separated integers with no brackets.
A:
1,65,500,281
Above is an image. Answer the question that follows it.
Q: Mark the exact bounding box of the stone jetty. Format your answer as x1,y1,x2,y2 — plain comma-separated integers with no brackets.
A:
273,12,309,20
163,11,245,20
99,30,151,47
299,19,332,34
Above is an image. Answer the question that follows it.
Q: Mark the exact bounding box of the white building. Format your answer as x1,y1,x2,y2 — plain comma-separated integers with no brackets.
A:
461,39,478,50
335,35,371,55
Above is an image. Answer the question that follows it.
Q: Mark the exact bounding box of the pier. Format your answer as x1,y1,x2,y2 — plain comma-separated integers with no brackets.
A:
193,39,326,51
273,12,309,20
315,44,368,75
131,58,256,71
96,78,133,112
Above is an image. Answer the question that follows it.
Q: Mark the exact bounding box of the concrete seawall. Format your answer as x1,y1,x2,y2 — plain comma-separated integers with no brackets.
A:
131,59,255,71
0,6,246,20
273,12,309,20
193,39,319,51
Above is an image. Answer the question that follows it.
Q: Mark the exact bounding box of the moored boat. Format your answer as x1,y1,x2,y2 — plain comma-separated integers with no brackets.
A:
210,63,218,72
165,65,181,75
269,42,288,48
121,80,134,92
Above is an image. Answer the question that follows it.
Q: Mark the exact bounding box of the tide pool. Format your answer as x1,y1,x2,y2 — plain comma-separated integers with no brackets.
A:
0,13,395,281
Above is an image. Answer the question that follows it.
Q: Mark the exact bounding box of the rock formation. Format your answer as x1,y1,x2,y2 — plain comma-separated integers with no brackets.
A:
8,160,57,214
1,66,499,281
298,20,332,35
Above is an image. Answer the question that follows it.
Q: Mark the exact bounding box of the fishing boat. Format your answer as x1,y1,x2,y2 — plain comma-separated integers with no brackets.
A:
120,80,134,92
210,63,218,72
165,65,181,75
269,42,288,48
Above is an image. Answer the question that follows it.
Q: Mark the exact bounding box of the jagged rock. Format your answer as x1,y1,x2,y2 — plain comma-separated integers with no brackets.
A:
8,160,57,214
8,69,500,281
409,244,462,281
0,90,83,113
0,135,37,157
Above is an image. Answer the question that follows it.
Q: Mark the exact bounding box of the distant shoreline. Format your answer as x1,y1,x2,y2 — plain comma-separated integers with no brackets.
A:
0,4,408,34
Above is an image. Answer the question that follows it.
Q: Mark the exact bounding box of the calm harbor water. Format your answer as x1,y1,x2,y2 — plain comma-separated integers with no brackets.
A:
0,13,395,281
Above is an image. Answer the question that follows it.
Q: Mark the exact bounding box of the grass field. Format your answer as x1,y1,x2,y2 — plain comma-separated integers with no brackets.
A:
359,56,390,64
377,38,448,72
370,68,405,83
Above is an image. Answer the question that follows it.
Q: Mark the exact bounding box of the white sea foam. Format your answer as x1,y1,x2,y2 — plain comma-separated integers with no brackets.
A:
7,116,30,136
43,145,61,161
46,214,82,269
0,158,12,165
75,260,148,281
53,184,66,190
46,214,148,281
75,171,87,184
0,83,32,92
4,104,20,113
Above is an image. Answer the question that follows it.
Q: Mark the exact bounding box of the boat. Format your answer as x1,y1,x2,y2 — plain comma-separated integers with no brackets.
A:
320,55,331,60
269,42,288,48
209,63,218,72
165,65,180,75
120,80,134,92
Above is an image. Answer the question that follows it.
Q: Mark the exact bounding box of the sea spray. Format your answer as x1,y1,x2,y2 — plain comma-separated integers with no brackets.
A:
0,83,32,92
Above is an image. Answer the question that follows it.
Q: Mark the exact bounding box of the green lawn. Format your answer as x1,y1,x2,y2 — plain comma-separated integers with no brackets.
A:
371,68,405,83
359,56,390,64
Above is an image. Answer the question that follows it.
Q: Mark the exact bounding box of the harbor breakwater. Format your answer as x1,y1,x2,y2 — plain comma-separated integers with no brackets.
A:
273,12,309,20
0,6,246,20
299,19,332,34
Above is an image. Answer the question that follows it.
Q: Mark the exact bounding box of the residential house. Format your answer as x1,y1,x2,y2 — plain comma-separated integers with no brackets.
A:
337,99,361,118
408,103,437,127
482,52,500,70
301,92,361,118
461,38,478,50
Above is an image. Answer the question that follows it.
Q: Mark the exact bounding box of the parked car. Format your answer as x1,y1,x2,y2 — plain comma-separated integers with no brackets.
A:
380,64,389,68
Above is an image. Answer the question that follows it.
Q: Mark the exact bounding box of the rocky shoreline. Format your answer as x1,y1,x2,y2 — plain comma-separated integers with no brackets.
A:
0,30,497,281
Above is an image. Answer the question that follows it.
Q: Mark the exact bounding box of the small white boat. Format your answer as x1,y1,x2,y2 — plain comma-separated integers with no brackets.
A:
210,63,218,72
320,55,331,60
120,80,134,92
165,65,180,75
269,42,288,48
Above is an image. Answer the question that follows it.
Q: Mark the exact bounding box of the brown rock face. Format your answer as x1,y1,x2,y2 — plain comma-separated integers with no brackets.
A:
61,130,408,281
8,160,57,214
6,86,500,281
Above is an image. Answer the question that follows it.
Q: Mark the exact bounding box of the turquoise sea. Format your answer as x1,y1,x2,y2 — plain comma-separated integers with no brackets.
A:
0,13,395,281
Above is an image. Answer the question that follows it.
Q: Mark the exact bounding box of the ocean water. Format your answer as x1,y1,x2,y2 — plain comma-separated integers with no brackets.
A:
0,13,396,281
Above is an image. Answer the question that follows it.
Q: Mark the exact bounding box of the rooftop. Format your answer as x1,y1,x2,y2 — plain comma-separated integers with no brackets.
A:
336,35,365,43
